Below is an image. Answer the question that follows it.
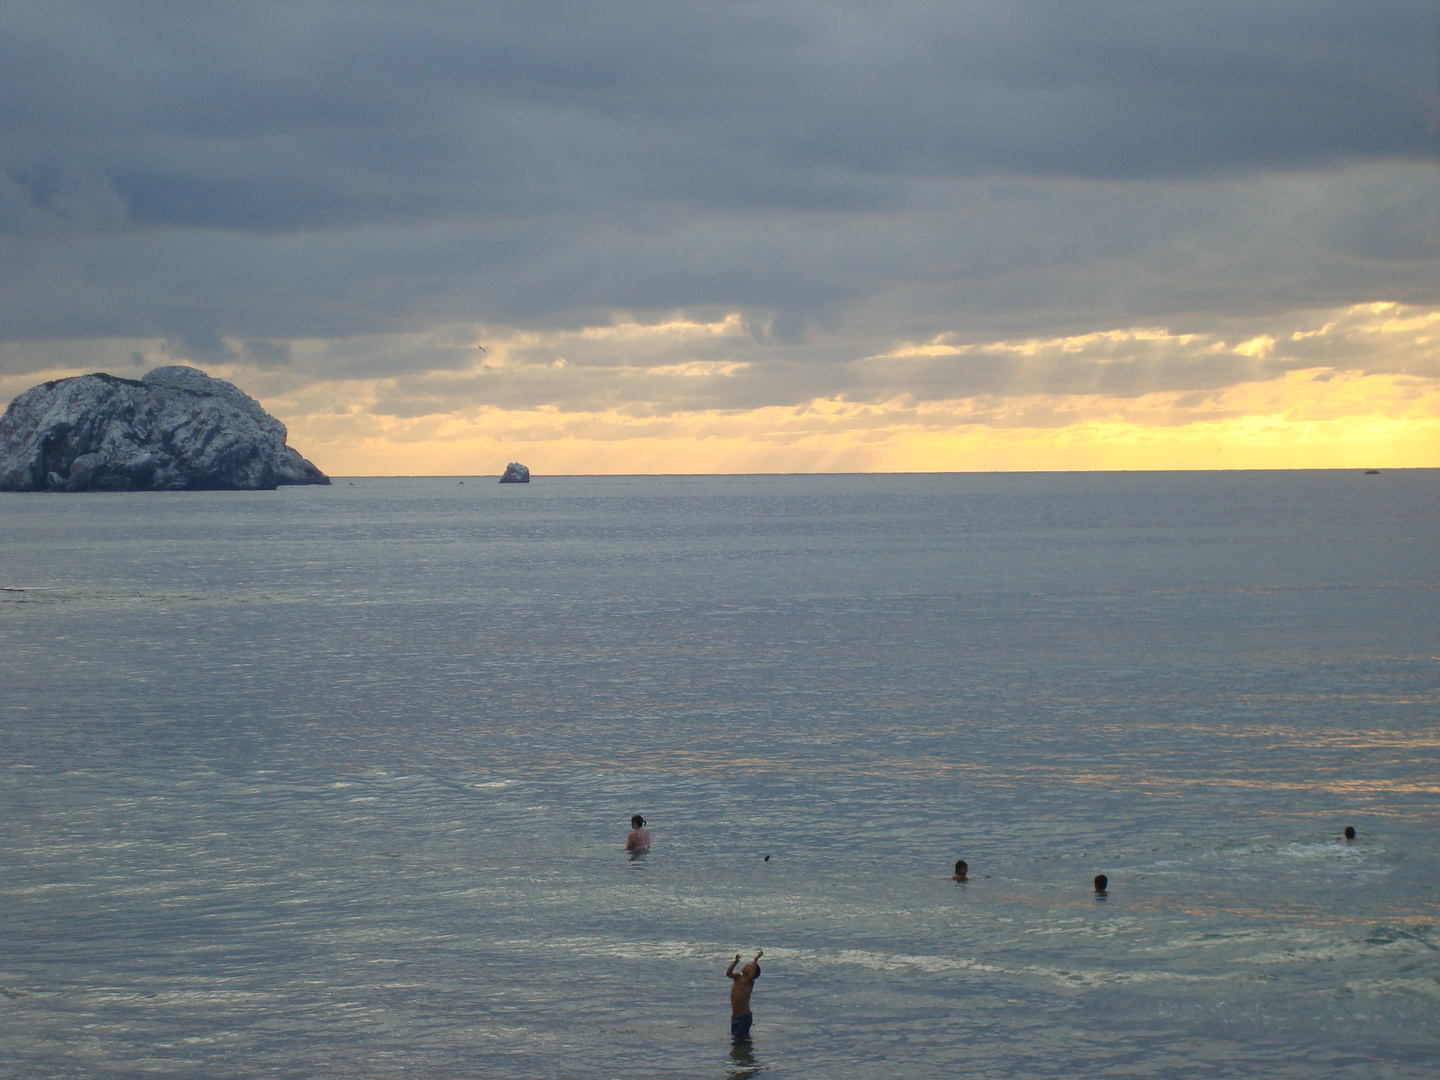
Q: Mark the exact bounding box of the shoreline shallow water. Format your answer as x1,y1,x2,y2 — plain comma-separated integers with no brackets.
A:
2,471,1436,1077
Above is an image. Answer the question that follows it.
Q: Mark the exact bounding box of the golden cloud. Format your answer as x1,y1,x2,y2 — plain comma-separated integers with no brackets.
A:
3,302,1436,474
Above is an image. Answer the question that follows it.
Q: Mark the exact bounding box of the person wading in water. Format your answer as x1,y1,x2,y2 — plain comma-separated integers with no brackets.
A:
726,951,764,1041
625,814,650,855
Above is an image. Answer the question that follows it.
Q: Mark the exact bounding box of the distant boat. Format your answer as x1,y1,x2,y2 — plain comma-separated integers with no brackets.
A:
1364,469,1380,475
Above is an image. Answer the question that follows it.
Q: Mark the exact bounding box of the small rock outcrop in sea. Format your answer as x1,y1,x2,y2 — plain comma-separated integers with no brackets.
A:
0,366,330,492
499,462,531,484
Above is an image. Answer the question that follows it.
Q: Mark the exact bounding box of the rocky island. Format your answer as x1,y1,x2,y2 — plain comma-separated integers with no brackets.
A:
499,462,530,483
0,366,329,492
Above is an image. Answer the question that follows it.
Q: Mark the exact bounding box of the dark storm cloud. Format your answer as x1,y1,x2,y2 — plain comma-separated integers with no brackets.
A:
1,167,1428,361
3,1,1433,231
0,0,1434,407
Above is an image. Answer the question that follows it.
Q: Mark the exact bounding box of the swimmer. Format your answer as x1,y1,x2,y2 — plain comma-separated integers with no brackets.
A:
726,950,764,1041
625,814,651,854
1344,826,1356,841
1094,874,1108,894
952,859,969,882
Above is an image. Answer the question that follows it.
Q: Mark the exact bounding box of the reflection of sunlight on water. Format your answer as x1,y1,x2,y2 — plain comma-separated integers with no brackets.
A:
1148,721,1440,751
1195,777,1440,795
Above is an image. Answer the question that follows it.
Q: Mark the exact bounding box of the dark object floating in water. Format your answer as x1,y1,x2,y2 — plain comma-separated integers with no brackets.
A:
0,366,329,492
1364,469,1380,475
764,854,770,861
499,462,531,484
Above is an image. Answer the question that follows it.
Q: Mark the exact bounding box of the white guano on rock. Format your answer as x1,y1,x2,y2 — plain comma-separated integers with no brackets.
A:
0,366,330,492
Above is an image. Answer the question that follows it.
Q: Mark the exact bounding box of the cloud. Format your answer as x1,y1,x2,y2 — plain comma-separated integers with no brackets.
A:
13,299,1431,475
0,163,1433,353
263,363,1440,476
5,4,1433,232
0,3,1434,469
267,299,1435,416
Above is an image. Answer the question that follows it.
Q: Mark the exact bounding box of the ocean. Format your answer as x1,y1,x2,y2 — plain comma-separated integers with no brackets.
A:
1,471,1436,1078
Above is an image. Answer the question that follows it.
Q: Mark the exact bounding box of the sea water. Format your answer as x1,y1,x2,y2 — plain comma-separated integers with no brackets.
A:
0,471,1436,1079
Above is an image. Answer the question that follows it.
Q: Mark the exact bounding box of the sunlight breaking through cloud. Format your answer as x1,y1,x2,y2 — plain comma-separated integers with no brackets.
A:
7,301,1426,475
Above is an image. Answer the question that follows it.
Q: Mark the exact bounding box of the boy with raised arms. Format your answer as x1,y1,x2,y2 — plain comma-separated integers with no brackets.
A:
726,950,764,1041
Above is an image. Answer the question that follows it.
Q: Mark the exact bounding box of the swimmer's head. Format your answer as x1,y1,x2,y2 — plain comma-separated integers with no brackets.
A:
744,961,761,979
1344,826,1356,840
954,860,968,878
1094,874,1108,893
631,815,646,829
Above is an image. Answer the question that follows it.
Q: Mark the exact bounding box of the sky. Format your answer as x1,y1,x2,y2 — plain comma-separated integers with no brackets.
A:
1,1,1436,474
